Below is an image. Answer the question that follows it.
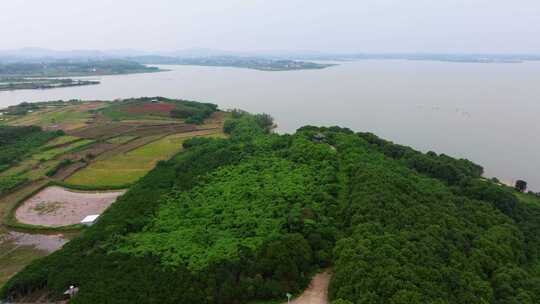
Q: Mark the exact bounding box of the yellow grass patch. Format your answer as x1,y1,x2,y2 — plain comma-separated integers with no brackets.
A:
65,130,224,187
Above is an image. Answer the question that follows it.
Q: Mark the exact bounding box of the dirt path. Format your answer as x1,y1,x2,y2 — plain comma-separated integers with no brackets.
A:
288,271,331,304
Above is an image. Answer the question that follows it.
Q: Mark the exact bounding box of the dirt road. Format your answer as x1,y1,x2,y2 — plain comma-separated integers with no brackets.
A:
288,271,331,304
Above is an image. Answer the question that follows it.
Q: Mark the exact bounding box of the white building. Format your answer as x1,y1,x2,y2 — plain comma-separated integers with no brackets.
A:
81,214,100,226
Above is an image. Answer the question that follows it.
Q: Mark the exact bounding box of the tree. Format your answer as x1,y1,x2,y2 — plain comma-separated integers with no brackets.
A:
516,180,527,192
230,108,246,118
254,113,275,133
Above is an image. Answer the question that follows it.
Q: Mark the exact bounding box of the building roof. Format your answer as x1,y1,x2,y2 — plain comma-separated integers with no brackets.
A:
81,214,99,223
313,133,326,141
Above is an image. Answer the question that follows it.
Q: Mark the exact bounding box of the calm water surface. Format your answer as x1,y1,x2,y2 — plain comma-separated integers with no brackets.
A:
1,61,539,189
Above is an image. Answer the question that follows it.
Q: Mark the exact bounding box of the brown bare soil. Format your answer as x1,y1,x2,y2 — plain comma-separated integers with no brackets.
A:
67,121,197,139
288,271,331,304
124,123,197,137
44,122,89,132
70,142,116,159
15,186,126,227
67,122,136,139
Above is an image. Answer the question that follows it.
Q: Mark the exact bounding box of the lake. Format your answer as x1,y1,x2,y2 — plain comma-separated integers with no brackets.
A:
1,61,539,190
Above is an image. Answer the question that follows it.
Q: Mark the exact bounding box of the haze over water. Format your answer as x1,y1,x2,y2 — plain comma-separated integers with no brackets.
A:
0,60,539,190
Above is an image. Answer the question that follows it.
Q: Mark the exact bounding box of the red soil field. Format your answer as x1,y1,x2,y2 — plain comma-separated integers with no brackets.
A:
123,103,175,115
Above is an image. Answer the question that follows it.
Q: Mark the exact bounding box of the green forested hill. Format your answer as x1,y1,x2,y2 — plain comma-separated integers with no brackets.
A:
2,114,540,303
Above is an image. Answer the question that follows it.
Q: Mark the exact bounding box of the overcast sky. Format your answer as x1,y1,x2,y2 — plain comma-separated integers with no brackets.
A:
1,0,539,53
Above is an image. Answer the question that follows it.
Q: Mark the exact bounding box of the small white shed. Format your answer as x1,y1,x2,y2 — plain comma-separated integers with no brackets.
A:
81,214,99,226
64,285,79,299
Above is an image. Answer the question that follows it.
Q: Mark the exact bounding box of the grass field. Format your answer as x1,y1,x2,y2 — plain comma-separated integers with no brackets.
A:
66,131,225,187
5,106,90,130
106,135,137,145
42,135,81,148
31,139,93,161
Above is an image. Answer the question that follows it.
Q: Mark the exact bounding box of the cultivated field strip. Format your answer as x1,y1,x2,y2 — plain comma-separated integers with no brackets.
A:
67,121,197,139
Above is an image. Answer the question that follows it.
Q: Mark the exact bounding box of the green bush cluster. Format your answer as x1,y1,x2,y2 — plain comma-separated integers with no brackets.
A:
223,113,274,136
169,100,218,124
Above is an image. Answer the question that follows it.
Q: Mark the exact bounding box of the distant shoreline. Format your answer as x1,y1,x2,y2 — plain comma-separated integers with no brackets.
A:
0,68,167,79
0,67,168,92
132,56,336,71
0,78,100,92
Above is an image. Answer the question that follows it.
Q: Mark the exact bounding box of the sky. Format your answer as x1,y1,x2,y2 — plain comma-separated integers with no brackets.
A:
1,0,539,53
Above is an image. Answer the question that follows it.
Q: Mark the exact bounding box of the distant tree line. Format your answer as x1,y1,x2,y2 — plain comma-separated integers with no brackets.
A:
0,60,159,77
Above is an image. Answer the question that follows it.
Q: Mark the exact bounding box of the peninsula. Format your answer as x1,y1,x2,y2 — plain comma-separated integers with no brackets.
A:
1,98,540,304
